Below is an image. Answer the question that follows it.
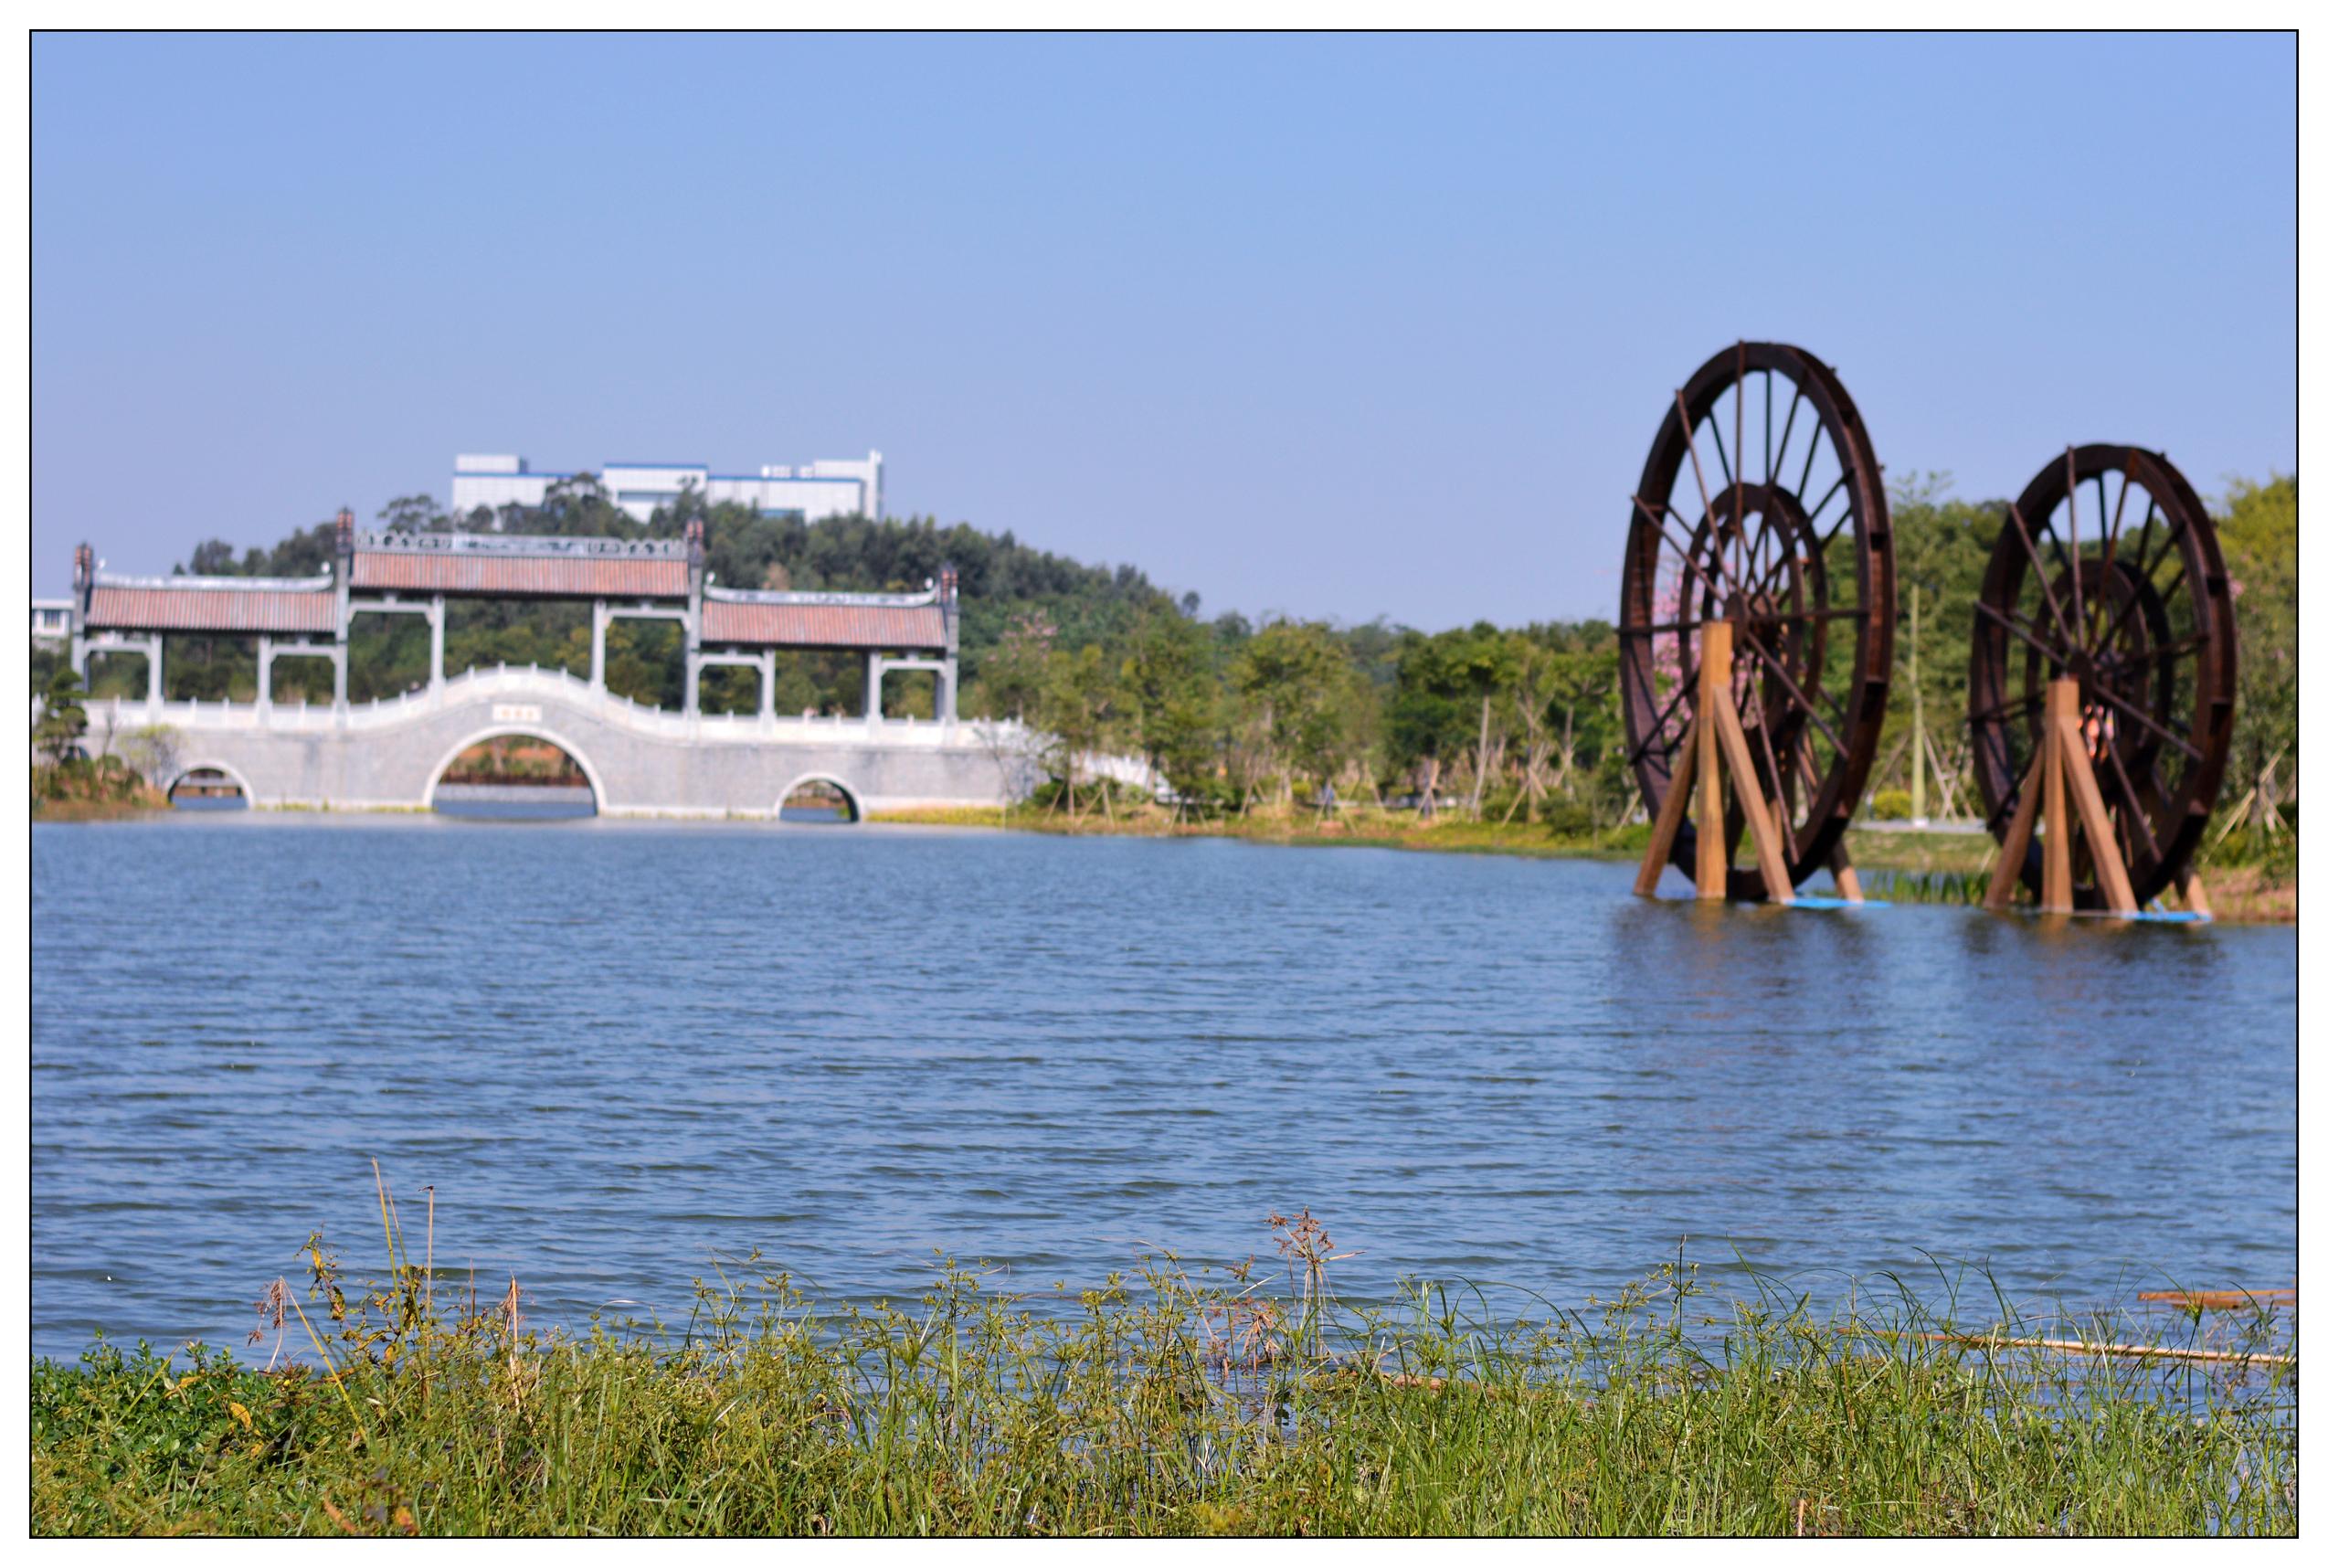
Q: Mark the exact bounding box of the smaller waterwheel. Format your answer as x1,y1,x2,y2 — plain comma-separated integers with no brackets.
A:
1620,342,1896,902
1967,445,2238,913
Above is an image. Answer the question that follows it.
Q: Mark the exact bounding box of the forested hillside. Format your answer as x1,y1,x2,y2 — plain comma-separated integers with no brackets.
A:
39,469,2295,839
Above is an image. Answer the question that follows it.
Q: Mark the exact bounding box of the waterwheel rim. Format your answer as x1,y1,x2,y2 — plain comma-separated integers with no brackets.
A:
1618,342,1896,900
1968,445,2238,908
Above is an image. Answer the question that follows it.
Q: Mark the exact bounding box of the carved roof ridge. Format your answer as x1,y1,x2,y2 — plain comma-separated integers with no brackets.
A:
354,529,689,559
94,571,335,592
704,583,937,608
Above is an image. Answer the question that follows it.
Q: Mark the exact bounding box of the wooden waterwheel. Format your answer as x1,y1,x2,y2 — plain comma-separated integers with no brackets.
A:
1968,445,2238,915
1621,343,1896,902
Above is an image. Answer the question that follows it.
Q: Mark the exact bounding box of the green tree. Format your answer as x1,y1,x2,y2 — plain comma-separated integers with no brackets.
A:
1038,643,1125,816
1885,472,1998,817
1389,625,1513,816
1232,620,1359,805
35,665,88,767
1124,609,1221,811
978,609,1057,723
2216,474,2296,833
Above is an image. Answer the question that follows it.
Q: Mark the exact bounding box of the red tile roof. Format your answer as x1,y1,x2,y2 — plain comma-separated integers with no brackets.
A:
351,550,687,598
87,584,338,635
702,599,947,649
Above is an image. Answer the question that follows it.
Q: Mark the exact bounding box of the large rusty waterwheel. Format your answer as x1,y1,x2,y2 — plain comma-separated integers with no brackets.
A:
1968,445,2238,910
1618,343,1896,899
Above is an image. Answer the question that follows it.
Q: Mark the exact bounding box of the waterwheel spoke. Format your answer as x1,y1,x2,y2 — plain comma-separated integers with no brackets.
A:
2102,736,2164,867
1706,395,1734,494
1966,692,2042,726
1635,495,1739,596
2089,685,2204,762
2004,503,2077,651
1974,598,2076,668
1762,369,1775,488
2111,630,2209,672
1735,624,1847,757
2064,449,2088,648
2096,469,2130,596
1675,391,1718,530
1770,378,1805,487
1732,346,1747,588
1794,414,1826,499
1627,677,1696,767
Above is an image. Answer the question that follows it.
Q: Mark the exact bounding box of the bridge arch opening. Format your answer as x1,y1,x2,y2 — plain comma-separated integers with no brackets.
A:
429,731,600,820
167,761,252,811
779,774,861,824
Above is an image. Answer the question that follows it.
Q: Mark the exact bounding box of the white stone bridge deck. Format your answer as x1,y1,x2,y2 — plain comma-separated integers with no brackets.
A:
83,665,1023,818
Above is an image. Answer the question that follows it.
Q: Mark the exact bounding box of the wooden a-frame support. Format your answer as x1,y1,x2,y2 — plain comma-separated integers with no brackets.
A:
1634,620,1835,905
1983,676,2160,916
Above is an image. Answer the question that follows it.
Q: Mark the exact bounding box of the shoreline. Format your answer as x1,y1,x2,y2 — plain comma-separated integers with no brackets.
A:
871,803,2299,925
36,799,2294,923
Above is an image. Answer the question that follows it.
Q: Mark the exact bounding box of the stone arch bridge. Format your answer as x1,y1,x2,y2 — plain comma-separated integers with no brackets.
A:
90,665,1021,817
58,517,1019,816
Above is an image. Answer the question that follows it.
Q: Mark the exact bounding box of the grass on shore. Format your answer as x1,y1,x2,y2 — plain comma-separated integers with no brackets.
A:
31,1200,2296,1537
31,759,170,821
870,804,2294,922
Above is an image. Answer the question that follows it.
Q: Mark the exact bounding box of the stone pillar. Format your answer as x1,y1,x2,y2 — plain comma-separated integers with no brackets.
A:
590,600,608,690
70,543,93,680
865,653,885,723
758,652,776,719
939,658,959,725
333,508,354,713
684,650,701,717
147,636,164,707
429,596,446,689
257,636,273,707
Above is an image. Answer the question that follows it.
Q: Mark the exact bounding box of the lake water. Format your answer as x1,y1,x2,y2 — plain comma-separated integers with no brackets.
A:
29,815,2297,1361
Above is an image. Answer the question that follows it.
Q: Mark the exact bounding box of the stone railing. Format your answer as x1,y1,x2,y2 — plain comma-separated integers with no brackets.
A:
80,665,1010,751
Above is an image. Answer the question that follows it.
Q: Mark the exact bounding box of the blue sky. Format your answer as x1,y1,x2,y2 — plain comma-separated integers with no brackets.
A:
32,32,2293,627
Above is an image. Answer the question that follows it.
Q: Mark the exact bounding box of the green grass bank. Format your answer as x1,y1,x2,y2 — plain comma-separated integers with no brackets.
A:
31,1208,2295,1537
871,805,2296,924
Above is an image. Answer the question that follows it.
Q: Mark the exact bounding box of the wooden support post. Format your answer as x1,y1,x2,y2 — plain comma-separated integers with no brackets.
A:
2042,678,2073,912
1695,621,1730,900
1989,677,2141,916
2053,683,2139,915
1709,684,1794,906
1633,619,1795,906
1984,753,2044,911
2175,868,2213,918
1829,838,1864,903
1634,715,1698,898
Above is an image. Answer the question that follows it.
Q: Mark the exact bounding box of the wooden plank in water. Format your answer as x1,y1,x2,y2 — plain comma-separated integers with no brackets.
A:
2135,1288,2295,1310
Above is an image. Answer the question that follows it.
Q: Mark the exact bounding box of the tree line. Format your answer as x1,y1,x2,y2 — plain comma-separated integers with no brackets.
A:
36,470,2295,835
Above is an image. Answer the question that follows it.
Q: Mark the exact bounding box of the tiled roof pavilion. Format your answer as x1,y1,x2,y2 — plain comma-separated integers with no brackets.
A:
79,530,949,652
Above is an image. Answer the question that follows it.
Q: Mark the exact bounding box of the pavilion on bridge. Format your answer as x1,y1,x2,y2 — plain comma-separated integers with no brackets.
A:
63,514,960,722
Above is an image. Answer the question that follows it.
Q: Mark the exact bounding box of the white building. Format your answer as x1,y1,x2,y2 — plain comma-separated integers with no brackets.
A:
452,451,884,526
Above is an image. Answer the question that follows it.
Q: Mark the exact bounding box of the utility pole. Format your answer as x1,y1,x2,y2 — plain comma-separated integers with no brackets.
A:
1910,583,1927,825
